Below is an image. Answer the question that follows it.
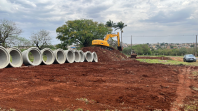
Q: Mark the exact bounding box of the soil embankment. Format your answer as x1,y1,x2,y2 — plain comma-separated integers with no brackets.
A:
82,46,128,62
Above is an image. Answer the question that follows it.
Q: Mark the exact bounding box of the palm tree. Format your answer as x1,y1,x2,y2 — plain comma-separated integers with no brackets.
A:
105,20,115,33
105,20,115,27
114,21,127,46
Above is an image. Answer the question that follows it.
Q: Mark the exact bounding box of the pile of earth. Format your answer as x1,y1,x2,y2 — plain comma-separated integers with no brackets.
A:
136,57,172,60
82,46,128,62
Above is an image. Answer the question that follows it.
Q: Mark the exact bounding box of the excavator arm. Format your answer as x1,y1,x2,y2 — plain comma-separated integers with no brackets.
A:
116,33,122,51
103,32,122,51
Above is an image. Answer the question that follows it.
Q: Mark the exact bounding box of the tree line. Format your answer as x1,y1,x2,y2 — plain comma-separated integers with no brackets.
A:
123,44,151,55
152,47,196,56
122,44,197,56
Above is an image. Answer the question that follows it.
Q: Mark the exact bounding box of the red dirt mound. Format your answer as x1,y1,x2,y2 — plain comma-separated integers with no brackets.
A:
82,46,128,62
137,57,172,60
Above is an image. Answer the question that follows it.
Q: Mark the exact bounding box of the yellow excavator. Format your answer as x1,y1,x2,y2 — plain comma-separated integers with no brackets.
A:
92,32,122,51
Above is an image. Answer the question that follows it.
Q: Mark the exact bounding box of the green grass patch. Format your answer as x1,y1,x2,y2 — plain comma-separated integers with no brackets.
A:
28,52,48,62
137,55,165,57
136,59,198,66
10,55,12,62
42,54,47,62
28,52,34,62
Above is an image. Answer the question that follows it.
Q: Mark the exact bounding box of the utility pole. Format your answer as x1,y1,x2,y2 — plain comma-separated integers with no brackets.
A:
131,35,132,54
196,35,197,56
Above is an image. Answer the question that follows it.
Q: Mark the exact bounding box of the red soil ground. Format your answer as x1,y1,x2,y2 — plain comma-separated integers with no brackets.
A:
0,47,197,110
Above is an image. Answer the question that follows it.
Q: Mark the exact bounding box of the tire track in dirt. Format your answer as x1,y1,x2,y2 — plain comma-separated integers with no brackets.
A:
170,66,192,111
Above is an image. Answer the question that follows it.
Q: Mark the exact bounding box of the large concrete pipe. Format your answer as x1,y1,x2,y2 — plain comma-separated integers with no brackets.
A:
22,47,42,66
7,47,23,67
92,52,98,62
78,50,85,62
84,51,93,62
74,50,81,62
53,49,66,64
0,46,10,69
64,50,75,63
41,48,55,65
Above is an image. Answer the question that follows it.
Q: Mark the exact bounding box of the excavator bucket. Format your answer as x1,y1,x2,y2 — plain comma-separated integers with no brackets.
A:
117,46,122,51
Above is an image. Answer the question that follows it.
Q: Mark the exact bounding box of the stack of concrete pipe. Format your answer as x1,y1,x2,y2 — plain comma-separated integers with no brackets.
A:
0,46,98,69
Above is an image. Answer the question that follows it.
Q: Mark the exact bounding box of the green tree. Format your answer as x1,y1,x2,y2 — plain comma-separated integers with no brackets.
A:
151,47,194,56
56,19,110,49
5,36,29,47
105,20,115,28
8,36,31,47
123,44,151,55
114,21,127,46
55,43,65,50
179,47,187,56
0,19,22,47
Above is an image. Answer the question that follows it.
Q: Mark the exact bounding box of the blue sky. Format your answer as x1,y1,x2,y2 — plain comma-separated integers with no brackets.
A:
0,0,198,44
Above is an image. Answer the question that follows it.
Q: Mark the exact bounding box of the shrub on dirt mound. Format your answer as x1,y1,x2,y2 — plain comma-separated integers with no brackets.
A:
82,46,128,62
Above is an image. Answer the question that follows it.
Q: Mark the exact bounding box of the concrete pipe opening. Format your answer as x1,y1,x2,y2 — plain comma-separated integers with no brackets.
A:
0,46,10,69
22,47,42,66
53,49,66,64
78,50,85,62
41,48,55,65
74,50,81,62
92,52,98,62
84,51,93,62
64,50,75,63
7,47,23,67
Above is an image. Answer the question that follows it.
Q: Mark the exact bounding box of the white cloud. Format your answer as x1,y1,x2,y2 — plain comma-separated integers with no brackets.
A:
182,1,190,5
23,0,37,7
0,0,20,12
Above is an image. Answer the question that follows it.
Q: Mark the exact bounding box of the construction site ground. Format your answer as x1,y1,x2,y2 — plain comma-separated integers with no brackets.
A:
0,47,198,110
